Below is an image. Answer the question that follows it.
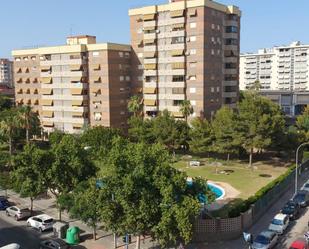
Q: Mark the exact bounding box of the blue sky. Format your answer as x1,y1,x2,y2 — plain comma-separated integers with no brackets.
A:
1,0,308,58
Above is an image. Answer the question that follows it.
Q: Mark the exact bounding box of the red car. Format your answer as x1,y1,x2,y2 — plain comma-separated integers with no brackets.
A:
289,240,308,249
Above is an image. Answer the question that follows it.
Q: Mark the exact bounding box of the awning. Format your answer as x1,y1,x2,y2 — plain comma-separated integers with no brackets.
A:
16,99,23,104
132,87,143,94
144,64,157,70
93,64,101,70
41,99,53,106
42,111,54,118
25,99,31,105
144,87,156,94
70,65,82,71
32,78,38,83
25,78,31,83
70,88,83,95
144,99,156,106
172,112,184,118
41,66,51,71
72,100,83,106
71,77,82,82
172,23,185,29
15,68,22,73
170,9,184,18
33,89,38,94
26,89,31,94
72,112,84,118
172,62,185,69
17,89,23,94
41,88,53,95
33,99,39,105
143,26,156,31
171,50,184,56
73,123,84,129
94,77,102,83
144,39,156,45
188,8,197,16
41,77,52,84
17,78,23,83
42,122,54,127
143,14,156,21
92,88,101,94
144,52,157,58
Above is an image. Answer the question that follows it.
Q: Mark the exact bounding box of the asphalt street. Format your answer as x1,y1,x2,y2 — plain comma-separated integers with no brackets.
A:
0,210,52,249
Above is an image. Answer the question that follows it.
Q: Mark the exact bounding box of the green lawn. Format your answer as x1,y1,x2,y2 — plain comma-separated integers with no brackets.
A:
174,156,288,199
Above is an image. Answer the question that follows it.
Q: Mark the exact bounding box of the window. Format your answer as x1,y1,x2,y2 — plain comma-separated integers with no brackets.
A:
125,76,130,81
211,37,216,43
217,87,220,92
189,87,196,93
125,52,130,58
31,56,36,61
217,25,220,31
188,75,196,81
190,36,196,42
217,37,221,44
120,76,124,81
190,22,196,28
119,52,124,57
94,112,102,121
225,39,238,45
226,26,238,33
120,111,125,115
172,88,184,94
173,75,185,82
171,36,185,44
190,49,196,55
190,100,196,106
23,57,28,61
211,24,215,30
120,88,125,92
217,50,221,55
138,53,143,58
93,51,100,57
15,57,21,62
211,87,215,93
189,62,197,68
211,49,215,55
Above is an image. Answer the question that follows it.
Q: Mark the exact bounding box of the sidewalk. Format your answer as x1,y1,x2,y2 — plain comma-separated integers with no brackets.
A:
3,189,158,249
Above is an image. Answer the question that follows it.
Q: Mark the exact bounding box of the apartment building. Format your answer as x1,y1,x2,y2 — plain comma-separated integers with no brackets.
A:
240,41,309,91
12,35,131,134
0,58,13,87
129,0,241,119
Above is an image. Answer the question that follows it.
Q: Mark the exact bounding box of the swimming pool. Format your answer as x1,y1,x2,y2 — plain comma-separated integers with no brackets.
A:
207,182,225,200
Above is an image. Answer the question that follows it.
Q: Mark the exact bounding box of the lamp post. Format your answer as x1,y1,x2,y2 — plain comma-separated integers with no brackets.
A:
295,142,309,195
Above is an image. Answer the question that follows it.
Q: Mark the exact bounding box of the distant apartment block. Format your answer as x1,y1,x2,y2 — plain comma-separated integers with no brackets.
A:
12,36,131,134
129,0,241,119
240,41,309,91
0,58,13,87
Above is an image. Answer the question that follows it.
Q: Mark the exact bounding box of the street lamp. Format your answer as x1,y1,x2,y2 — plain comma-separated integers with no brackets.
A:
295,142,309,195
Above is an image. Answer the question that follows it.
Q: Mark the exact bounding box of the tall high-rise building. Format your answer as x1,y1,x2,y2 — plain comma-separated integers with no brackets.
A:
12,36,131,134
0,58,13,88
240,41,309,91
129,0,241,119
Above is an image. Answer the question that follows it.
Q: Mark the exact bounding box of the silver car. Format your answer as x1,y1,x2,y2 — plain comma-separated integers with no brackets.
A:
6,206,31,221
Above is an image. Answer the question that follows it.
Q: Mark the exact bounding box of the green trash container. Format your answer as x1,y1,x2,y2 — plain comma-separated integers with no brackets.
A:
66,226,80,245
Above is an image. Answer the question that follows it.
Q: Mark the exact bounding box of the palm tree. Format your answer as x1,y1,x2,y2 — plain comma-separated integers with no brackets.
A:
180,100,194,123
18,105,40,143
0,109,21,155
127,95,142,117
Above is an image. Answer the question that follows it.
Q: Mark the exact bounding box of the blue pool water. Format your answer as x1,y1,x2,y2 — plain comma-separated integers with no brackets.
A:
208,183,224,199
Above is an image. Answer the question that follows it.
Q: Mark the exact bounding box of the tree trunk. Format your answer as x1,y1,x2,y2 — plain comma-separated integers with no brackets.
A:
26,127,29,144
8,136,12,155
113,233,117,249
30,197,34,215
227,153,230,162
136,235,141,249
93,225,97,240
249,148,253,168
58,208,62,221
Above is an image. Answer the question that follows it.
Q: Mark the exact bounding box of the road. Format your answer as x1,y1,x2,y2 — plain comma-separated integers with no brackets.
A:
0,211,52,249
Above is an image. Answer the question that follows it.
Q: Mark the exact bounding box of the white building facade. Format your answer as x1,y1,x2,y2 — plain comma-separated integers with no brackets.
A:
240,42,309,91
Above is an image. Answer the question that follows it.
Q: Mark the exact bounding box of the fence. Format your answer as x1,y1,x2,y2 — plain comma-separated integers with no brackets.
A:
192,160,309,242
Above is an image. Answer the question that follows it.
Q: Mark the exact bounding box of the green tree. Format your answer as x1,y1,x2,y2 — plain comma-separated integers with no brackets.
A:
189,118,213,154
48,135,97,220
0,108,22,155
0,96,13,110
236,91,285,167
100,138,210,248
49,130,65,145
128,116,155,144
127,95,142,117
179,100,194,123
296,105,309,139
212,107,239,161
81,126,121,159
65,181,103,240
12,144,51,214
17,105,40,143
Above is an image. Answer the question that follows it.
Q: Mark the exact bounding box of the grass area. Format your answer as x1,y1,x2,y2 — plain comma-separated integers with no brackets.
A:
173,156,288,199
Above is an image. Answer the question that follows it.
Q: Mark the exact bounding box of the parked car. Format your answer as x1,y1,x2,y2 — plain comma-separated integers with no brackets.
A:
0,197,10,210
0,243,21,249
6,206,31,221
252,230,278,249
268,213,289,234
281,200,300,220
39,239,70,249
27,214,54,232
292,190,309,207
289,239,309,249
301,181,309,192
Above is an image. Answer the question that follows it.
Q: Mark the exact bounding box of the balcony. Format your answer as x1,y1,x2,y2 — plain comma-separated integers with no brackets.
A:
143,33,156,40
158,69,185,76
158,43,185,51
158,93,185,100
159,81,185,88
40,59,85,66
223,92,237,98
144,46,157,52
157,17,185,26
143,20,156,28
